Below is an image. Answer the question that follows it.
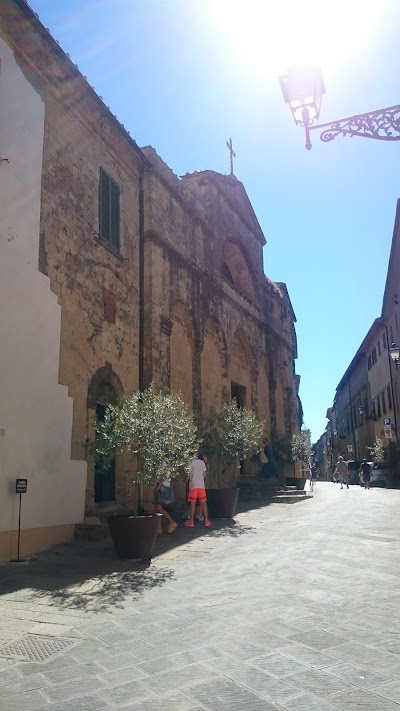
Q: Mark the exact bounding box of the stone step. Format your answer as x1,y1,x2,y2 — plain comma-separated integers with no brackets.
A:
271,493,312,504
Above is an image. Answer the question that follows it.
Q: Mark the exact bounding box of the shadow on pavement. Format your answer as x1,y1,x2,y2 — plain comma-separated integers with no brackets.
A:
0,516,260,614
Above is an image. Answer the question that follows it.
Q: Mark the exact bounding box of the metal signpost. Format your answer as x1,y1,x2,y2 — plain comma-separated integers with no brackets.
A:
11,479,27,563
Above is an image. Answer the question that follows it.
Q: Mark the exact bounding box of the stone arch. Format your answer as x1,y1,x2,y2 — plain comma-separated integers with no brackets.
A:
87,363,123,409
221,240,257,303
87,364,123,509
170,301,193,408
229,329,253,408
201,319,226,412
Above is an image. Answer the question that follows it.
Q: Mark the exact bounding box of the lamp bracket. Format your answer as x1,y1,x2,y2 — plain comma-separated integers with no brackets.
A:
309,104,400,146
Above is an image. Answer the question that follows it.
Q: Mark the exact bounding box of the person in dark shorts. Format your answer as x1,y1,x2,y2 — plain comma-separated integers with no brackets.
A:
359,459,371,489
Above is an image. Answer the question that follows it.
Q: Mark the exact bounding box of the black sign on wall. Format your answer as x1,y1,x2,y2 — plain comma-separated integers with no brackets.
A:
15,479,27,494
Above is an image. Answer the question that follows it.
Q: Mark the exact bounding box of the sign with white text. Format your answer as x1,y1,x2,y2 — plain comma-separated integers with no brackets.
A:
15,479,27,494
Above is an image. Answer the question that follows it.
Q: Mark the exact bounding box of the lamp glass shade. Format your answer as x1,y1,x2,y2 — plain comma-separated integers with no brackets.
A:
279,65,325,126
390,342,400,362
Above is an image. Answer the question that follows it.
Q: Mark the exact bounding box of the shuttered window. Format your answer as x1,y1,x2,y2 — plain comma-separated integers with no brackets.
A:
99,168,120,249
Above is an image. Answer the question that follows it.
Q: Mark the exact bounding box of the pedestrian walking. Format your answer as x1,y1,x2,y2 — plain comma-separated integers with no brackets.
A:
305,463,313,491
154,477,178,533
184,454,211,528
336,456,349,489
258,438,270,480
359,458,371,489
311,464,317,490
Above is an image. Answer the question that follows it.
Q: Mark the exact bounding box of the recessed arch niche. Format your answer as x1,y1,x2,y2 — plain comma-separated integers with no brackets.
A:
222,241,257,303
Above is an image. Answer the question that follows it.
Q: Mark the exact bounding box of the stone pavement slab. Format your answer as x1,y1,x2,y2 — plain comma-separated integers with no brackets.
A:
2,484,400,708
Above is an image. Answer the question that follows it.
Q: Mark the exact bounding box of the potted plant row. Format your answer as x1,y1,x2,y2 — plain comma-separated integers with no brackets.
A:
272,429,313,490
93,384,198,559
200,401,264,517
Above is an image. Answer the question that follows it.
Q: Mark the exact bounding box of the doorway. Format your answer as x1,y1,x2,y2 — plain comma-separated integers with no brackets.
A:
94,402,116,503
231,382,246,408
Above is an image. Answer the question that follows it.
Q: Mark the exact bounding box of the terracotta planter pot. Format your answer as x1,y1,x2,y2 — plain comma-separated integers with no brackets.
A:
206,488,240,518
286,476,306,490
285,477,297,487
295,478,306,490
108,513,162,560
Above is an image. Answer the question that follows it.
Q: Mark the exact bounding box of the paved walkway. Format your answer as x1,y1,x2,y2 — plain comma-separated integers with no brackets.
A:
1,483,400,709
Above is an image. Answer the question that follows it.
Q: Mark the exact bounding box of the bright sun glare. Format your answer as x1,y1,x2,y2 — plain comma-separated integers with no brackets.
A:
208,0,387,78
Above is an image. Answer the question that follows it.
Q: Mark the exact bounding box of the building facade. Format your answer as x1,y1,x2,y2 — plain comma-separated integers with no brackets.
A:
0,0,300,561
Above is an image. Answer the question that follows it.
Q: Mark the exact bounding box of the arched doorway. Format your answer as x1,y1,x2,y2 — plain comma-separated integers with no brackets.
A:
94,381,117,503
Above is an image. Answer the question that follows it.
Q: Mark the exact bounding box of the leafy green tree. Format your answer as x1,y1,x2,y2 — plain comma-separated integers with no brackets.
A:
200,401,264,485
93,384,198,512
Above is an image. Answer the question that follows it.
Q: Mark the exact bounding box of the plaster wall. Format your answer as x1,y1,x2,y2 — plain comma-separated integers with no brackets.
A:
0,37,86,560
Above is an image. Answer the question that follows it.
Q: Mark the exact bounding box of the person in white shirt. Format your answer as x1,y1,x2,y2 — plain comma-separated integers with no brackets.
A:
184,454,211,528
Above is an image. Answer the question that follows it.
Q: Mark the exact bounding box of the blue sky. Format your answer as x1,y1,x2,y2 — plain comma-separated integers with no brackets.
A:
30,0,400,441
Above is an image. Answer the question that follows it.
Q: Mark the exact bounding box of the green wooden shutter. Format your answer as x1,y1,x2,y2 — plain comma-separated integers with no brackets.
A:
110,180,120,248
99,168,120,249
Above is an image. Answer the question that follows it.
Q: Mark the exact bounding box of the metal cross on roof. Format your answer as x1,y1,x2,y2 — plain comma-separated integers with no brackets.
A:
226,137,236,175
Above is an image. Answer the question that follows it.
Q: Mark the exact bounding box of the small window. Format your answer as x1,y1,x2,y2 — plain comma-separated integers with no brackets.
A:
367,355,371,371
388,385,393,410
383,332,387,349
378,340,381,357
99,168,120,249
372,347,377,364
377,395,381,419
382,389,387,414
346,414,350,436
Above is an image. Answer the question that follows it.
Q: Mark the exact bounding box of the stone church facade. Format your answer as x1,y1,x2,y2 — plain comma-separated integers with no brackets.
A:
0,0,300,560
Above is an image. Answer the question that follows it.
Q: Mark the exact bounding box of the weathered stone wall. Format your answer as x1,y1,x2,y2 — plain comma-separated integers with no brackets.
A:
2,1,300,532
1,2,147,515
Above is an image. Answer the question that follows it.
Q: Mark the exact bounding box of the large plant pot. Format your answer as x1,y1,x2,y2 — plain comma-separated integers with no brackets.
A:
286,476,306,490
206,488,240,518
108,513,162,560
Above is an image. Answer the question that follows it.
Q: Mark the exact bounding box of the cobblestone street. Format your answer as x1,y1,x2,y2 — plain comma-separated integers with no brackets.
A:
1,483,400,709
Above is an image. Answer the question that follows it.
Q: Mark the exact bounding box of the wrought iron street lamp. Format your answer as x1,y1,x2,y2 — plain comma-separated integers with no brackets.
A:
279,65,400,150
358,405,378,422
390,342,400,369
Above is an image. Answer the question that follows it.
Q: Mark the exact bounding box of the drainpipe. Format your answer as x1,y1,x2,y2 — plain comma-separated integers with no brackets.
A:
348,381,357,458
385,324,398,440
139,163,145,393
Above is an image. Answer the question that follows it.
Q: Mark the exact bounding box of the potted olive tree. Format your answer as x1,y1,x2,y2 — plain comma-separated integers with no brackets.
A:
273,429,313,489
200,401,263,517
93,384,197,558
